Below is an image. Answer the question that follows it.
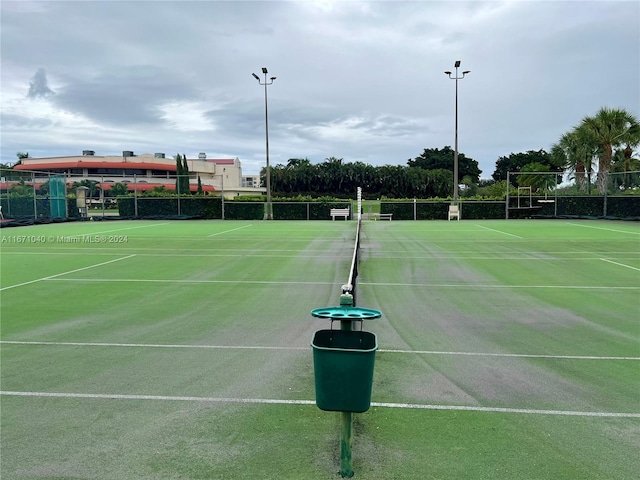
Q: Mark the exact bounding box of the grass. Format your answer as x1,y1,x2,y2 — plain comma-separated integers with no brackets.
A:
1,219,639,479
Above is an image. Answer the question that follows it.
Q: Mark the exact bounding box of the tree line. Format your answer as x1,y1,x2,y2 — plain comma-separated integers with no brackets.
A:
263,107,639,198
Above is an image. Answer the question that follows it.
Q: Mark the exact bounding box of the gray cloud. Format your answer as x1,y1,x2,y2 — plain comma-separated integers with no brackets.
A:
51,66,201,126
26,68,54,98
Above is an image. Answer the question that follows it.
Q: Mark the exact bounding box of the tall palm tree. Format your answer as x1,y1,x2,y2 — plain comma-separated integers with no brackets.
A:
579,107,640,194
552,130,585,191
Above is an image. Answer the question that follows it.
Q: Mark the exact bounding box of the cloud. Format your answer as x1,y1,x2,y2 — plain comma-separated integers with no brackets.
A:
26,68,54,98
51,66,201,126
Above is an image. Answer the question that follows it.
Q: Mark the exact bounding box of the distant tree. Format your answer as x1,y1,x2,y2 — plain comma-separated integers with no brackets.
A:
551,129,596,193
109,183,129,197
578,107,640,193
517,163,558,193
611,145,640,190
197,175,203,195
175,154,183,194
16,152,30,160
71,179,99,198
408,146,482,183
492,149,563,185
182,154,190,195
37,180,50,196
9,180,33,196
174,153,190,195
147,185,168,197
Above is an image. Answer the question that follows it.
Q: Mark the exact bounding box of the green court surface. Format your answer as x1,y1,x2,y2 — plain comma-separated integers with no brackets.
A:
1,219,638,479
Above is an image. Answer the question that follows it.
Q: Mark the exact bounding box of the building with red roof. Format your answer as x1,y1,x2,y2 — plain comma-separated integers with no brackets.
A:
10,150,263,198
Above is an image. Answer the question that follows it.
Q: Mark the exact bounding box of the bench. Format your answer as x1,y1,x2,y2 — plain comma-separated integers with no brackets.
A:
371,213,393,221
330,208,350,220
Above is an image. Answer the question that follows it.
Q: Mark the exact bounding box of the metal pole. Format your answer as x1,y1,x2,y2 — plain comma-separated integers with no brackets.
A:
221,168,225,220
506,171,510,219
252,69,276,220
340,411,354,478
264,76,272,220
454,66,459,205
32,172,38,219
445,62,469,207
554,173,558,218
134,174,138,217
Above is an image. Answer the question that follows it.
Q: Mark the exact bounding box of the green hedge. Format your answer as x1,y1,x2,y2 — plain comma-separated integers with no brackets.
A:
0,197,81,219
380,201,505,220
224,202,264,220
272,202,351,220
117,197,223,218
379,197,640,220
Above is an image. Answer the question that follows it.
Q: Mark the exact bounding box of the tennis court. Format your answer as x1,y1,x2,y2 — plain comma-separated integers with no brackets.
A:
1,219,639,479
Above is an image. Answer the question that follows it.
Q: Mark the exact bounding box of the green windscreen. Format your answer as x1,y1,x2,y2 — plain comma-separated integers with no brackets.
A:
49,175,66,217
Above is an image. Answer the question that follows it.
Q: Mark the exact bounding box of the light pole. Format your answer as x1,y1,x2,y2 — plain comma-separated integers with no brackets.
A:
444,61,470,205
221,167,225,220
252,67,276,220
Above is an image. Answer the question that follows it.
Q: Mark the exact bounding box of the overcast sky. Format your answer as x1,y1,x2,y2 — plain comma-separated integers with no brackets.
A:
1,0,638,178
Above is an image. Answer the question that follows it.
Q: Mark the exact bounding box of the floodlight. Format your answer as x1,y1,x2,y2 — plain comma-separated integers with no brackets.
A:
262,67,268,74
444,71,452,75
454,60,461,67
252,73,260,80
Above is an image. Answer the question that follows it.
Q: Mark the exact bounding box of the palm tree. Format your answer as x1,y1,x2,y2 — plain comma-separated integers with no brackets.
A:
611,145,640,190
551,128,597,193
578,107,640,194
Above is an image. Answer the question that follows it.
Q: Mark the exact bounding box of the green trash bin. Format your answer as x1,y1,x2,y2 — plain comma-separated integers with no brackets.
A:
311,329,378,413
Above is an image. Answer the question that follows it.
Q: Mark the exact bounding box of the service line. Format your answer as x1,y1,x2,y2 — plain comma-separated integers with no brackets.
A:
566,222,640,235
2,341,637,361
207,224,253,237
600,258,640,272
76,222,170,235
1,391,638,418
0,255,136,292
474,224,523,238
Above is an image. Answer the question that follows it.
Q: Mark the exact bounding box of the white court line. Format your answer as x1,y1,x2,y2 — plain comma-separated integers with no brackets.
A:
0,251,347,260
474,224,523,238
1,391,638,418
566,222,640,235
359,281,638,290
74,222,170,235
0,341,307,351
2,341,637,361
600,258,640,272
47,278,335,286
379,348,640,361
0,255,136,292
207,224,253,237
